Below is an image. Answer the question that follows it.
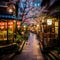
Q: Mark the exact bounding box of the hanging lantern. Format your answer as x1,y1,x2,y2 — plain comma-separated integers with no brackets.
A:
17,21,20,29
0,22,4,29
9,25,13,28
21,31,24,35
8,21,13,28
1,26,4,29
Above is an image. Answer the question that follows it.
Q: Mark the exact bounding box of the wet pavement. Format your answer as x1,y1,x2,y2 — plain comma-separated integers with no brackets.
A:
12,33,44,60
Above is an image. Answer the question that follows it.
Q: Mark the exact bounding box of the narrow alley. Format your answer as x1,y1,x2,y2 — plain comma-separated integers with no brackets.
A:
12,32,44,60
0,0,60,60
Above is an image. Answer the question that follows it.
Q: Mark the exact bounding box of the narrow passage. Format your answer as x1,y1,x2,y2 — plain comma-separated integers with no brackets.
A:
13,33,44,60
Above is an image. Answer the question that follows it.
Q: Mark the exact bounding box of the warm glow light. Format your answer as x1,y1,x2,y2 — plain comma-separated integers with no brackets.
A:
1,26,4,29
5,22,7,28
17,22,20,25
8,22,13,25
0,22,4,25
42,20,45,23
0,23,1,25
1,22,4,25
21,32,24,35
9,26,13,28
17,22,20,29
17,26,20,28
0,22,4,29
47,19,52,25
8,8,13,13
55,22,58,26
37,25,39,27
8,22,13,28
14,20,16,22
24,25,26,28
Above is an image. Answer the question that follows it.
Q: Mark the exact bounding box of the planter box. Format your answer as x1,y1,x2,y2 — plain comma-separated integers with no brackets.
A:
0,43,19,55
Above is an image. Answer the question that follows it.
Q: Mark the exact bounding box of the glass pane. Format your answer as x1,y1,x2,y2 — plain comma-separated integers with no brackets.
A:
55,22,58,27
8,21,13,40
3,30,7,40
0,22,7,40
55,27,58,34
55,27,58,38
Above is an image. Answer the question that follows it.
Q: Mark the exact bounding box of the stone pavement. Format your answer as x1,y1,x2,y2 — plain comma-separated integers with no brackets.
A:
12,33,44,60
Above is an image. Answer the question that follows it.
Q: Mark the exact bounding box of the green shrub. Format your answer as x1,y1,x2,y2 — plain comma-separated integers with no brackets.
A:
15,34,23,43
24,31,30,40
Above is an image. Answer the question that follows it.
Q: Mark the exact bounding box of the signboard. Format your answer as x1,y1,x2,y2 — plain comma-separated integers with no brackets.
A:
0,15,16,19
0,14,22,21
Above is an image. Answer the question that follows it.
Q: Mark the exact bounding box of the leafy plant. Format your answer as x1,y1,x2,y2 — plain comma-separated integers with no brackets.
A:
23,31,30,40
15,33,23,43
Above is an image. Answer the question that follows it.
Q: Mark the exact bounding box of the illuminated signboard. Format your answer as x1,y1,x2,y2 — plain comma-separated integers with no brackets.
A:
0,15,16,19
0,15,22,21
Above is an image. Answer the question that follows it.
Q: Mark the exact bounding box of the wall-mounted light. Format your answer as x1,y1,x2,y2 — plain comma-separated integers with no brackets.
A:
7,7,13,14
8,8,13,13
7,4,15,14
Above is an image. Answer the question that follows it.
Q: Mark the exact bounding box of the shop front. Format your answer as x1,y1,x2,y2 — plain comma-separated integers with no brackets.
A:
0,15,21,45
38,16,59,52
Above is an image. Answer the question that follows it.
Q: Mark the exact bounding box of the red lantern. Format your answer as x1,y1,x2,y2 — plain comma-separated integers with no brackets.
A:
1,22,4,25
17,21,20,29
0,22,4,29
21,32,24,35
1,26,4,29
17,26,20,28
9,26,13,28
17,22,20,25
8,21,13,28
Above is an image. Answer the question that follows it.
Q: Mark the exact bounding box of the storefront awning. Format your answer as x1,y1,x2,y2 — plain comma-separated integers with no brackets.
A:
0,15,22,21
0,15,16,19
